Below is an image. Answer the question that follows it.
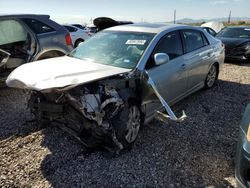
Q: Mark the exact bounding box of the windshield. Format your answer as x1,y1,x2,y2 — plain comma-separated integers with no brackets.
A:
217,27,250,39
69,31,155,69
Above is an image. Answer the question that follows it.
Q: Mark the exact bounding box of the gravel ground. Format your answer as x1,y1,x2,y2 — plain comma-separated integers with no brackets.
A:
0,63,250,188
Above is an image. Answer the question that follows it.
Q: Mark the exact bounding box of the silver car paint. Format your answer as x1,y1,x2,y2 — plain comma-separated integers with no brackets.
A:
7,23,224,122
107,24,224,121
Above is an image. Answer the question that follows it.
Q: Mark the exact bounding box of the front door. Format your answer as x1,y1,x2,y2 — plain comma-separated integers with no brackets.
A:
142,31,188,118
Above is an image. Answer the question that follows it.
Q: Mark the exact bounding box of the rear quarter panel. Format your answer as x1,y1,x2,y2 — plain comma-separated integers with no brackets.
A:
34,17,73,60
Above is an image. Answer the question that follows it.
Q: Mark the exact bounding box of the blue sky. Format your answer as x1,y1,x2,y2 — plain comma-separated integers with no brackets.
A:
0,0,249,24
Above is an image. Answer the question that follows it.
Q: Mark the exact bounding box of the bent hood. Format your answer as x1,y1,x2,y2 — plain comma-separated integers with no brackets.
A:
6,56,131,91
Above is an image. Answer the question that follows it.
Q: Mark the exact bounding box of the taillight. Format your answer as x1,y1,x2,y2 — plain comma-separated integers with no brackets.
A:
65,33,72,46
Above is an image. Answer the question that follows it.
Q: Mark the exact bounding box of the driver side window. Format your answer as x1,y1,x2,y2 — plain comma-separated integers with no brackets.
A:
154,31,183,60
146,30,183,69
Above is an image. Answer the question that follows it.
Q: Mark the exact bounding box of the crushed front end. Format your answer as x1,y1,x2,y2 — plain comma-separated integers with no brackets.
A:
28,75,139,154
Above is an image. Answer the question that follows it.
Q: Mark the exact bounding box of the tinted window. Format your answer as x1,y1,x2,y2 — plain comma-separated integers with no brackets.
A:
208,28,216,36
203,27,216,36
154,31,183,60
217,27,250,39
64,26,77,32
73,24,86,30
182,30,206,53
21,18,55,34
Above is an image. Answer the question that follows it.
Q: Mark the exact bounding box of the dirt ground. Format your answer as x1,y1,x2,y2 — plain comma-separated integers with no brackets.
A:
0,62,249,187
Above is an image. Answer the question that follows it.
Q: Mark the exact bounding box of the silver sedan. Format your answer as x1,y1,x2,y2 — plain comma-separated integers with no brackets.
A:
6,23,225,153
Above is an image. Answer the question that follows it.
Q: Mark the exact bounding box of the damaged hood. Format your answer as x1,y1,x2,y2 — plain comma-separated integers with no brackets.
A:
6,56,131,91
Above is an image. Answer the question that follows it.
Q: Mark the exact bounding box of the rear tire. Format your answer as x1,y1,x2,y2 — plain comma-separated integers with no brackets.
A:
75,39,84,48
205,64,218,89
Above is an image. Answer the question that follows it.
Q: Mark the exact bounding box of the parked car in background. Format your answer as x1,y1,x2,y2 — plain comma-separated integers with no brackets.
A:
201,21,224,33
235,103,250,188
216,26,250,63
6,23,224,153
202,27,217,37
93,17,133,31
72,24,87,30
0,14,73,84
63,25,90,47
86,24,97,35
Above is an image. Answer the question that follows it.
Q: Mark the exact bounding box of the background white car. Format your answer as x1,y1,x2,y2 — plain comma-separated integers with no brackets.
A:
63,24,90,47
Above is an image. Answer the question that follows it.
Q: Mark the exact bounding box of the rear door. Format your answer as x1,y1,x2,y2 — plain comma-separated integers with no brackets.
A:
181,29,213,90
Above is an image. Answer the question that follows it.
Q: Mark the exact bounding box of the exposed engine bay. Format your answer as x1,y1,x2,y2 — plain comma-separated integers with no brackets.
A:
29,75,139,154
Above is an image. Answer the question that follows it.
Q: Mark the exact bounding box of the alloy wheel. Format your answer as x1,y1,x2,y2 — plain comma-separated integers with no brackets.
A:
206,65,217,88
125,106,141,143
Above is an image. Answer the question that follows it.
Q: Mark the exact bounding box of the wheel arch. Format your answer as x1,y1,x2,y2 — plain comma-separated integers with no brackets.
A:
74,38,84,47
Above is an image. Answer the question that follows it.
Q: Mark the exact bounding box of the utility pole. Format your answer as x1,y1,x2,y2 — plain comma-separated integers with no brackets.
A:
228,10,231,24
174,9,176,24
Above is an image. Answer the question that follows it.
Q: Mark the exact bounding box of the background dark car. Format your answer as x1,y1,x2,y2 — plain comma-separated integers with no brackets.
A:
216,26,250,63
72,24,87,30
0,14,73,84
93,17,133,32
235,103,250,188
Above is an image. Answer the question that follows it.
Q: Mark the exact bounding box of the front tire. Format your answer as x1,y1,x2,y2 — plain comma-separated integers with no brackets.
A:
205,64,218,89
112,101,141,149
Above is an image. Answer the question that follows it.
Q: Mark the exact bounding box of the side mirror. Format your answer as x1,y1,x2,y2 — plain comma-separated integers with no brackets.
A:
154,53,169,66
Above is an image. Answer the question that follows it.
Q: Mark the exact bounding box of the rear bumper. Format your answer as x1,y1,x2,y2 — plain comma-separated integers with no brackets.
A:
235,129,250,188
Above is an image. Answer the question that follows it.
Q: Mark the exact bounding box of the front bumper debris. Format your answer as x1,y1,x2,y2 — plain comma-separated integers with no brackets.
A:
28,92,124,154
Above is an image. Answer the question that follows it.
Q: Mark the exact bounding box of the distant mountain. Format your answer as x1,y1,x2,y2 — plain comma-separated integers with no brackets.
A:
172,17,250,23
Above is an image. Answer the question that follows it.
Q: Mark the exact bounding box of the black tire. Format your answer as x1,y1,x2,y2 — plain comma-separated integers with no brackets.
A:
74,39,84,48
28,92,49,128
205,64,218,89
111,101,141,149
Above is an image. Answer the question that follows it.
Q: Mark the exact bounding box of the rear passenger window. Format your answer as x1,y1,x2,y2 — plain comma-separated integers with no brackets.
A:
182,30,207,53
154,31,183,60
21,18,55,34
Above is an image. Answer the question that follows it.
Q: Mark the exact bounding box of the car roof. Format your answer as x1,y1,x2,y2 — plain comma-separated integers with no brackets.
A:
0,14,50,19
106,23,196,33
